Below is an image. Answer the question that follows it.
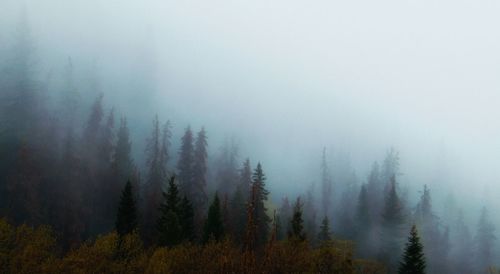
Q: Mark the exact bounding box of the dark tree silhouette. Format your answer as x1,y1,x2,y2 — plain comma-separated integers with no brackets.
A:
288,197,306,242
317,216,331,243
399,225,426,274
202,192,224,243
115,180,138,236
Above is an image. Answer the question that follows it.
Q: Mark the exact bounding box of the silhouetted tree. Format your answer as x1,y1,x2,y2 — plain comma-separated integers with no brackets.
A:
157,176,182,246
239,158,252,200
191,127,208,217
399,225,426,274
202,193,224,243
115,180,138,236
177,126,194,195
317,216,332,243
251,163,271,248
288,197,306,242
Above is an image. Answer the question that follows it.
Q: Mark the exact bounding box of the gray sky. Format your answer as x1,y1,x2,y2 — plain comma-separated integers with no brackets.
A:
2,0,500,217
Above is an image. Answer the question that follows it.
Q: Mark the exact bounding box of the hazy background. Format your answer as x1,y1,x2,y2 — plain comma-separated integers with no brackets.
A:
2,0,500,222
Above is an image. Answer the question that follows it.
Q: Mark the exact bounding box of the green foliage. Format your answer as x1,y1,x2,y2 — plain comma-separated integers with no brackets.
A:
202,193,224,244
399,225,426,274
318,215,332,243
288,197,306,242
115,180,138,236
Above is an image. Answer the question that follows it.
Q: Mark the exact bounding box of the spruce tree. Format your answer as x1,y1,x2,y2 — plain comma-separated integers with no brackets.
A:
202,192,224,243
317,215,332,243
191,127,208,214
251,163,271,247
157,176,182,246
177,126,194,196
115,180,138,236
239,158,252,199
399,225,426,274
288,197,306,241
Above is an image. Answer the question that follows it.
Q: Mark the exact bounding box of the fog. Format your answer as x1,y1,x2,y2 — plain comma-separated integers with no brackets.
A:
1,0,500,270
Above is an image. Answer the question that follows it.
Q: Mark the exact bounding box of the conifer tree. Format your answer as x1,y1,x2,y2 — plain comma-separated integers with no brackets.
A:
239,158,252,199
251,163,271,247
288,197,306,242
112,117,134,184
399,225,426,274
191,127,208,215
115,180,137,236
157,176,182,246
202,193,224,243
177,126,194,195
142,116,164,242
278,196,292,240
317,216,332,243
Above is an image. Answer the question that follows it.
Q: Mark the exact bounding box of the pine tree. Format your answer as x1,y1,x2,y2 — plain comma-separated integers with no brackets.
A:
157,176,182,246
239,158,252,200
191,127,208,215
251,163,271,247
177,126,194,196
317,216,332,243
288,197,306,241
215,139,239,196
143,116,167,242
202,193,224,243
399,225,426,274
112,117,134,184
115,180,138,236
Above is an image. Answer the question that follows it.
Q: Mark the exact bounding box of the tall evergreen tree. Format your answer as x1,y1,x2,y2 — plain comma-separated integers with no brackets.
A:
143,116,168,242
177,126,194,195
215,139,239,196
239,158,252,200
115,180,138,236
399,225,426,274
317,216,332,243
157,176,182,246
202,192,224,243
251,163,271,248
111,117,134,184
191,127,208,216
288,197,306,242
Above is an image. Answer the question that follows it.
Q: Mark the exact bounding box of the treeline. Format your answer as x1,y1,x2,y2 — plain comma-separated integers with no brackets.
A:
0,14,498,274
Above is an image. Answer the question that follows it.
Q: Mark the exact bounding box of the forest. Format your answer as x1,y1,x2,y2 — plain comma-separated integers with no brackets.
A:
2,1,500,274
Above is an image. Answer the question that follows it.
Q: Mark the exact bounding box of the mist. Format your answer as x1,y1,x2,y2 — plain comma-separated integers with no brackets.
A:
1,0,500,273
